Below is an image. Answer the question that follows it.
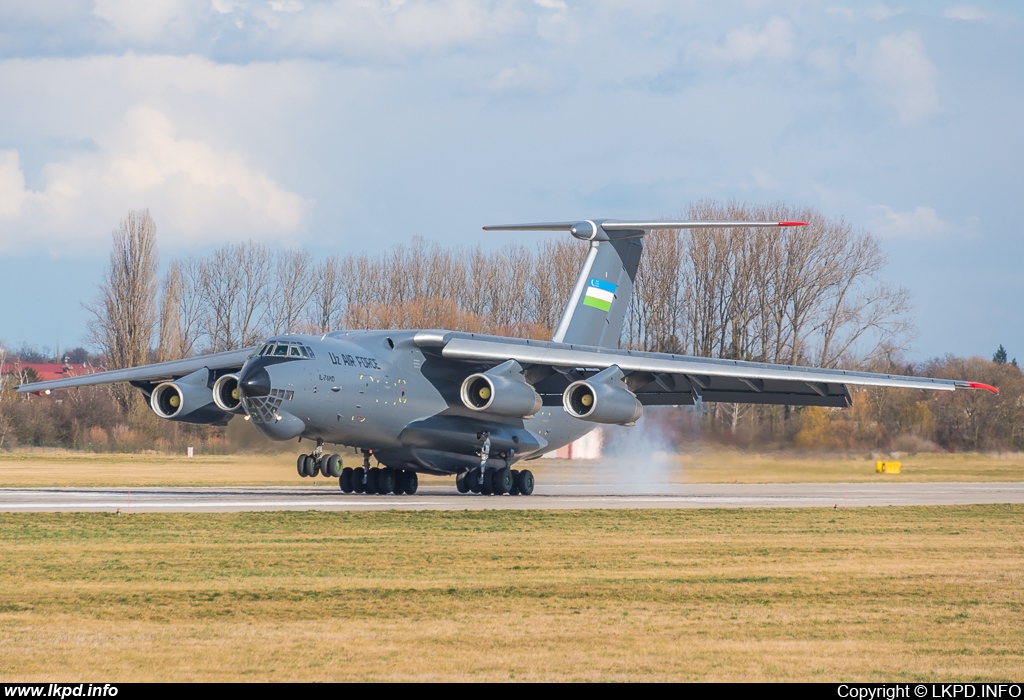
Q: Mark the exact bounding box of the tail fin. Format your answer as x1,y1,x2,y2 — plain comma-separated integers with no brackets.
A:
483,219,806,349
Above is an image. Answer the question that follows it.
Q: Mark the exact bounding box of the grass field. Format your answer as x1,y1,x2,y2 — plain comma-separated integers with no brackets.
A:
1,505,1022,681
1,447,1022,487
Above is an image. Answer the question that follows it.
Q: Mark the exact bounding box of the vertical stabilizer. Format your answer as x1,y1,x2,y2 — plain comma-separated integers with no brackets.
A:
552,236,643,348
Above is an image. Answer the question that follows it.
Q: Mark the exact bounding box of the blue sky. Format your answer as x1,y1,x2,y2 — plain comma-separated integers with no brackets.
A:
0,1,1021,361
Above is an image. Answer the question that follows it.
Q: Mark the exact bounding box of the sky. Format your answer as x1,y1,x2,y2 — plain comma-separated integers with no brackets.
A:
0,0,1021,362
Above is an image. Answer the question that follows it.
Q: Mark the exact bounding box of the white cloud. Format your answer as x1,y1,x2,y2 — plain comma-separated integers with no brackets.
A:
943,6,993,21
868,205,979,240
826,5,903,22
686,17,796,67
92,0,201,42
0,151,29,220
484,62,560,95
0,106,309,256
852,32,938,124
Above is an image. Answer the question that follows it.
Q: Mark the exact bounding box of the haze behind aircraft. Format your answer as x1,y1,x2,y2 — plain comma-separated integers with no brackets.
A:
18,219,997,496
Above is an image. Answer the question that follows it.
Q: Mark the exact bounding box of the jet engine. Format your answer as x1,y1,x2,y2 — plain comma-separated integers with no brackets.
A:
149,368,230,425
212,373,246,414
460,360,542,418
563,366,643,425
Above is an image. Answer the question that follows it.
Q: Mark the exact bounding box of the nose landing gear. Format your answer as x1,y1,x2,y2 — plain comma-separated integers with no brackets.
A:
296,439,342,478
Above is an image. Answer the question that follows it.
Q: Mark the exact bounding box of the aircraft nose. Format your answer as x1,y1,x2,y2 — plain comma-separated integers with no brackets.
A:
238,365,271,397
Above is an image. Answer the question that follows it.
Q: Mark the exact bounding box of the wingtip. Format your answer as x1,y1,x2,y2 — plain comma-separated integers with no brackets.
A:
779,221,808,227
967,381,999,394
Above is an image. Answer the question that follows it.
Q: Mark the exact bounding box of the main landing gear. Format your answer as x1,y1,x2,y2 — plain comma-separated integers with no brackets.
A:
456,467,534,496
297,440,341,478
453,432,534,496
337,450,419,495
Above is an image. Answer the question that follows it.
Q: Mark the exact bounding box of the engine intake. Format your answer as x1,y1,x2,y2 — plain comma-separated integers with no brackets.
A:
563,366,643,425
212,373,245,414
149,368,229,425
460,360,542,418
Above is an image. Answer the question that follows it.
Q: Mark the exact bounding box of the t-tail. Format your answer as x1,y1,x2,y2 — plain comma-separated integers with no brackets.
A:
483,218,807,349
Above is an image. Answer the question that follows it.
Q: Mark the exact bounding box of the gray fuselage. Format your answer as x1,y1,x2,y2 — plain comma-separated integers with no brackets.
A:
236,330,592,474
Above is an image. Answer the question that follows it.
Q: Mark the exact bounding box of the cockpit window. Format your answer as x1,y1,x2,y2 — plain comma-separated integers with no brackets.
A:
253,341,315,360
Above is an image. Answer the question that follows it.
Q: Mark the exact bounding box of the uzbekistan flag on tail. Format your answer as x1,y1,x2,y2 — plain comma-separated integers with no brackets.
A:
583,278,616,312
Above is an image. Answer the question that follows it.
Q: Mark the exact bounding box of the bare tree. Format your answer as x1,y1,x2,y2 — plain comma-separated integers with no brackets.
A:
309,255,345,333
197,241,273,351
269,249,315,334
85,210,159,410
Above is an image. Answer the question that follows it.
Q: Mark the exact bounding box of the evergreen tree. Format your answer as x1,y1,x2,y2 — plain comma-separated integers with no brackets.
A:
993,344,1008,364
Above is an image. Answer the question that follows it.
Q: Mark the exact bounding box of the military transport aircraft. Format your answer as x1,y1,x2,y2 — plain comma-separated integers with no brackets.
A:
18,219,997,496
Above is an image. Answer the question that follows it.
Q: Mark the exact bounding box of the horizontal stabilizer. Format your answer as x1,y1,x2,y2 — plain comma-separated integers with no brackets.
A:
484,219,807,242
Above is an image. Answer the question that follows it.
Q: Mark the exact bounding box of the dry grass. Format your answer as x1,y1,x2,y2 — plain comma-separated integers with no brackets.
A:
2,448,1023,488
0,506,1022,681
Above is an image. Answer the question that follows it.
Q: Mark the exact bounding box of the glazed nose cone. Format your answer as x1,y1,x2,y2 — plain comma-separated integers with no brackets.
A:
238,364,271,397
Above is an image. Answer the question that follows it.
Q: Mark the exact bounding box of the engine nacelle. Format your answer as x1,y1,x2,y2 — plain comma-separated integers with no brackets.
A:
212,373,246,414
460,360,542,418
149,368,229,425
563,366,643,425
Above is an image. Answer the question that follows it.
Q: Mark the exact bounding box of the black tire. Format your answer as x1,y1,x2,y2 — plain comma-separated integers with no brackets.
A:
493,467,512,495
339,467,353,493
456,471,470,494
304,455,318,478
480,469,493,495
366,467,380,494
378,467,396,494
404,472,418,495
393,470,406,495
517,469,535,496
468,468,481,494
297,454,308,478
352,467,366,494
509,469,521,496
325,454,342,478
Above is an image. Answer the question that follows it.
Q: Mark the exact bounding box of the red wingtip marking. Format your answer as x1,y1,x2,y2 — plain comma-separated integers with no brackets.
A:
968,382,999,394
778,221,808,226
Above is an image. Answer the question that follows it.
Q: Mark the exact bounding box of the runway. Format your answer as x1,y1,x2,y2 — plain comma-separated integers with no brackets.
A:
1,482,1023,512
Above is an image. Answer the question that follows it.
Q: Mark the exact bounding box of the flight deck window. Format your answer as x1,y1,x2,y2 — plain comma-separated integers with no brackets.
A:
289,346,302,358
273,345,288,357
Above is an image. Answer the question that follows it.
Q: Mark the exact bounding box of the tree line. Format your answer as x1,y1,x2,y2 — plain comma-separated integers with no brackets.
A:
1,204,1020,453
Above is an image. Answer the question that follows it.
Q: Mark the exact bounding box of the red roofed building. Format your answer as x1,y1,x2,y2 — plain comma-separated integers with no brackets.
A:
0,361,103,385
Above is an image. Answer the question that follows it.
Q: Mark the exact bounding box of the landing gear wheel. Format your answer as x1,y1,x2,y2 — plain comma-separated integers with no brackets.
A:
352,467,366,493
366,467,380,494
480,469,493,495
324,454,342,478
297,454,306,477
509,469,521,496
378,467,396,494
468,468,481,494
404,472,418,495
517,469,534,496
339,467,353,493
303,454,318,477
456,471,470,494
393,470,406,495
493,467,512,495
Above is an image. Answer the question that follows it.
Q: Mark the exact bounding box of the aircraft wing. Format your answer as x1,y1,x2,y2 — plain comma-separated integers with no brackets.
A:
414,331,996,407
15,347,255,394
